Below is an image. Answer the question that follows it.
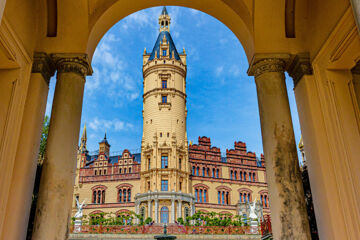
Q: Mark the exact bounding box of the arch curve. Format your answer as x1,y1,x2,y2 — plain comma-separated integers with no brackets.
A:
86,0,254,62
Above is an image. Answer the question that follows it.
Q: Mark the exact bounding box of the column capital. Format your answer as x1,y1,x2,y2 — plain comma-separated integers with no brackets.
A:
351,61,360,74
288,53,313,87
32,52,56,85
51,53,93,77
247,54,289,78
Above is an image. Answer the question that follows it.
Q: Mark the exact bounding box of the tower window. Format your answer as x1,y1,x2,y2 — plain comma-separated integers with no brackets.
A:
162,80,167,88
162,95,167,103
161,180,168,191
179,158,181,169
163,50,166,56
161,156,168,168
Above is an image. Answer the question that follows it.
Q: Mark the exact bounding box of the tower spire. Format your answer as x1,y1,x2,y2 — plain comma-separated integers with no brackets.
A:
80,123,87,153
158,6,171,32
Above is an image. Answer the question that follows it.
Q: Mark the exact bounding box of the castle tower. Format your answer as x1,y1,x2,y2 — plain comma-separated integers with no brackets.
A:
135,7,194,224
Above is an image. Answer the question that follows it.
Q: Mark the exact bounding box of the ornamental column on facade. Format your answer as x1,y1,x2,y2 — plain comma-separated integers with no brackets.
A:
135,7,194,224
32,54,92,240
248,55,311,240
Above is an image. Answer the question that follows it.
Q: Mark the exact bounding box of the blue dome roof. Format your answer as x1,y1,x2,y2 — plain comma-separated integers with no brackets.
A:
148,31,181,62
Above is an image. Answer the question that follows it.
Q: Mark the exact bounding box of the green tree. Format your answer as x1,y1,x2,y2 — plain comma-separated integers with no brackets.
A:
38,115,50,164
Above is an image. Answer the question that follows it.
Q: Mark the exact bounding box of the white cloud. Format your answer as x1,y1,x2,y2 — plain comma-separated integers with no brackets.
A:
216,66,224,76
88,118,134,132
229,65,240,77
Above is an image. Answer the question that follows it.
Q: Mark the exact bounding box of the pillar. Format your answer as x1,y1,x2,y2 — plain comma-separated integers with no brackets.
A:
248,56,311,240
148,200,152,219
32,54,91,240
154,199,159,223
171,199,175,223
1,53,55,240
135,201,140,224
351,62,360,108
177,200,182,219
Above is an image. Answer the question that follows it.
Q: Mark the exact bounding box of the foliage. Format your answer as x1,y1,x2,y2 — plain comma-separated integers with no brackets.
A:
74,210,249,228
38,115,50,164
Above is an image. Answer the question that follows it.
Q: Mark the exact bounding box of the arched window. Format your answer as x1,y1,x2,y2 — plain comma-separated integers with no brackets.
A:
129,167,132,173
124,168,127,173
119,168,122,174
160,206,169,223
264,195,268,207
248,173,251,181
123,189,127,202
240,193,243,203
99,170,102,175
192,166,195,175
222,191,225,204
247,194,250,202
244,172,247,181
104,169,107,175
93,191,96,203
218,191,221,204
97,191,101,204
202,167,205,176
140,207,145,219
199,189,203,202
239,171,242,181
184,207,189,218
230,170,233,179
234,171,237,180
148,158,151,170
119,189,122,203
226,192,229,204
101,190,105,203
204,190,207,203
94,170,97,176
207,168,210,176
195,189,198,202
212,168,215,177
128,189,131,202
196,167,199,176
216,169,219,178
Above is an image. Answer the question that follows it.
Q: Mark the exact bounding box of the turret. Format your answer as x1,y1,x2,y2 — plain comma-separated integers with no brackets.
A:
99,133,110,157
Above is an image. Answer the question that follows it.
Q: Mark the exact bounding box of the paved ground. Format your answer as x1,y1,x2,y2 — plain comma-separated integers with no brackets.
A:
69,233,262,240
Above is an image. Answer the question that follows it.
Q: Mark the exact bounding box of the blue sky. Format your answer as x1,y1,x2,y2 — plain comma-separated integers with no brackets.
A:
46,6,302,160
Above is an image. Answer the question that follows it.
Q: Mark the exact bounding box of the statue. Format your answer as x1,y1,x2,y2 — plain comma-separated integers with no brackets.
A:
74,198,86,219
248,198,258,220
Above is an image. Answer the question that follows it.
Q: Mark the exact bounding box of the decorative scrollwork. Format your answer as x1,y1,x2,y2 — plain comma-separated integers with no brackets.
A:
51,53,93,77
32,52,56,84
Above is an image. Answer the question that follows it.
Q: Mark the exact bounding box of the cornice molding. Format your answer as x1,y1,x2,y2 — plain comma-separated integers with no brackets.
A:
32,52,56,85
288,53,313,87
51,53,93,77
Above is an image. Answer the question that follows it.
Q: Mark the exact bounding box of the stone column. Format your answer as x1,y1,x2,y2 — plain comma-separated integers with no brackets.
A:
171,199,175,223
135,201,140,224
177,200,182,219
351,62,360,108
248,56,311,240
1,53,55,240
154,199,159,223
148,200,152,219
32,54,92,240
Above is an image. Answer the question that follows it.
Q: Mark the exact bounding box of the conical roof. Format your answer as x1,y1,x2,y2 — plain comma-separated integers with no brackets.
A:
161,6,168,15
148,31,181,61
